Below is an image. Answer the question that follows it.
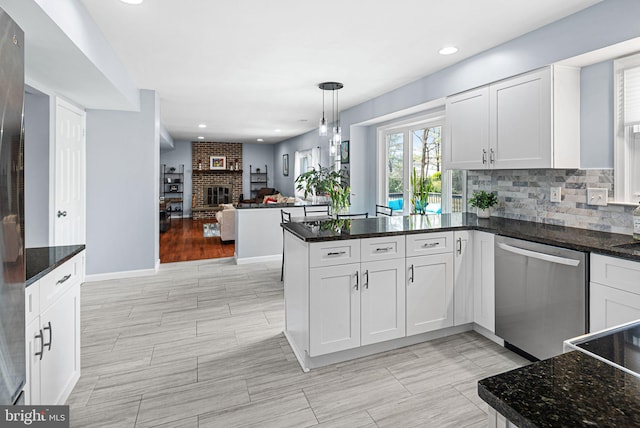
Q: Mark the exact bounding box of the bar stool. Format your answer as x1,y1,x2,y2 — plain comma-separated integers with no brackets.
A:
375,204,393,216
280,210,291,281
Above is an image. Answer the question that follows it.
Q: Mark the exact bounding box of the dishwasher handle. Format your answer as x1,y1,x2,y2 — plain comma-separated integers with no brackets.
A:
497,242,581,267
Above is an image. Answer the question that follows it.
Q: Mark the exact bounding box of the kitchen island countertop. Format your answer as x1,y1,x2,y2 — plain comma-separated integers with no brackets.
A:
478,350,640,428
282,213,640,262
26,245,85,286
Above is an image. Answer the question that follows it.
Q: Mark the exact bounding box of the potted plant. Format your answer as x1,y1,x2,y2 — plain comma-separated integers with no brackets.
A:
409,168,433,215
469,190,498,218
295,165,350,214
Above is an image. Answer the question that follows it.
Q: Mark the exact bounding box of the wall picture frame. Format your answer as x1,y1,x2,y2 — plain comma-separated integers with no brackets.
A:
283,154,289,176
210,156,226,170
340,140,350,164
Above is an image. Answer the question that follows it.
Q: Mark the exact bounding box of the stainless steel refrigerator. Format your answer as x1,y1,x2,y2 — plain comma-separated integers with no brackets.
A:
0,7,25,405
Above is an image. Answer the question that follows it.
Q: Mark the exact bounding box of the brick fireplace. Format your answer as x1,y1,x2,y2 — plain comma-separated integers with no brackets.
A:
192,142,243,220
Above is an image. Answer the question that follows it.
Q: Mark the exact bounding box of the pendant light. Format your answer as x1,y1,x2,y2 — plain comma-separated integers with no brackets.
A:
318,82,343,141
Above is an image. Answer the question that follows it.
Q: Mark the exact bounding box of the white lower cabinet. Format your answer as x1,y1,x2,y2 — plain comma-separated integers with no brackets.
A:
453,231,474,325
309,257,406,356
406,253,454,335
24,251,84,405
473,231,495,332
360,259,406,345
590,254,640,332
309,263,360,356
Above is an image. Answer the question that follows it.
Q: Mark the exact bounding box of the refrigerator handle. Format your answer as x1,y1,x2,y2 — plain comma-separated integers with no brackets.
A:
35,329,44,360
43,321,52,351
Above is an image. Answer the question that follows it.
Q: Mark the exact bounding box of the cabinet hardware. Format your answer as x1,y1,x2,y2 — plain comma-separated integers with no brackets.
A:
364,270,369,289
43,321,52,351
482,149,487,164
375,247,393,252
422,242,440,248
35,329,44,360
327,251,346,256
490,148,495,164
56,274,71,285
457,238,462,255
409,264,414,283
354,271,359,290
57,210,67,218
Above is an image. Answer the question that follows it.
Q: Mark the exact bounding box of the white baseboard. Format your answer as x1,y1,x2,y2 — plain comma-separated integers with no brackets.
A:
235,254,282,265
84,267,158,282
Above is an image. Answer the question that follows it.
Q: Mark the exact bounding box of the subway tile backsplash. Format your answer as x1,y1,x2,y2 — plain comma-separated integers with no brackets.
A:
467,169,635,235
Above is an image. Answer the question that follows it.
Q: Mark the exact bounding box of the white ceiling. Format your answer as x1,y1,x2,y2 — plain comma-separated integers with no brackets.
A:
79,0,602,144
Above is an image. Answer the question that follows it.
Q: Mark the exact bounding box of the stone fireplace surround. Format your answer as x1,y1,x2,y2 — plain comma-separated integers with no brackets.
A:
192,141,243,220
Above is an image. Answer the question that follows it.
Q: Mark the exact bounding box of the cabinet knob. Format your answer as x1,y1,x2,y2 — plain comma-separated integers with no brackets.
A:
35,329,44,360
57,210,67,218
364,270,369,289
482,149,487,164
43,321,52,351
355,271,359,290
409,264,415,283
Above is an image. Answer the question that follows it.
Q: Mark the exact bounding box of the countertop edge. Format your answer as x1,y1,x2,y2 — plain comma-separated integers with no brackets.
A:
477,381,538,428
26,245,86,287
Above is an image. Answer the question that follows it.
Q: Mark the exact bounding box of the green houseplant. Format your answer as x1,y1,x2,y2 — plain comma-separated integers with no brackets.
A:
295,165,350,214
468,190,498,218
409,168,433,215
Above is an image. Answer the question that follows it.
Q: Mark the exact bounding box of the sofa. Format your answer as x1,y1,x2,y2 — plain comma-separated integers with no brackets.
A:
215,204,235,242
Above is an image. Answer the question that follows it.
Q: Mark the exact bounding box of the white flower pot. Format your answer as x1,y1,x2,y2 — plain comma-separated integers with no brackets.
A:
477,207,491,218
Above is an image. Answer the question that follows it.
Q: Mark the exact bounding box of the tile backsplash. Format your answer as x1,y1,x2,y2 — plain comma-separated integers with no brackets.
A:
467,169,636,235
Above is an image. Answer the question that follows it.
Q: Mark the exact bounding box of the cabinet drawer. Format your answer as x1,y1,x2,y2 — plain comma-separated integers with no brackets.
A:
310,241,360,268
406,232,453,257
360,236,405,262
591,254,640,294
25,281,40,325
39,253,83,312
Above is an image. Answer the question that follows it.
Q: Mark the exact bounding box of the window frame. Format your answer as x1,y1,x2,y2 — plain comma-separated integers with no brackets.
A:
614,53,640,204
376,111,449,214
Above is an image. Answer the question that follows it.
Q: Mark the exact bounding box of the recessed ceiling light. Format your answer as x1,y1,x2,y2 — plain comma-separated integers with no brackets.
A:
198,124,207,128
274,129,281,133
257,138,264,142
197,136,204,140
120,0,143,4
439,46,458,55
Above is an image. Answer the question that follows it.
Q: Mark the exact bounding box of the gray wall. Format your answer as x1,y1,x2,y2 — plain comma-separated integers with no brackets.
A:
24,89,51,247
273,132,331,197
276,0,640,212
86,89,159,275
581,60,614,169
243,143,275,197
160,140,192,217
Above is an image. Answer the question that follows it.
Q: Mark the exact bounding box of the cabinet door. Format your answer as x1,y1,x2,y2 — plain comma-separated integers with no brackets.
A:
39,286,80,405
24,319,42,405
473,231,495,332
454,231,474,326
361,259,406,346
309,263,360,356
406,253,454,336
444,87,489,170
590,282,640,332
489,68,552,169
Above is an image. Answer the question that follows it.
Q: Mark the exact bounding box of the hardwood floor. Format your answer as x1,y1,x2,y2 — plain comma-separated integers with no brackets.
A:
160,218,234,263
68,259,530,427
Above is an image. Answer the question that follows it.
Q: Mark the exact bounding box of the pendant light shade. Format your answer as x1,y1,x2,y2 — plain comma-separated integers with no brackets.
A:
318,82,344,141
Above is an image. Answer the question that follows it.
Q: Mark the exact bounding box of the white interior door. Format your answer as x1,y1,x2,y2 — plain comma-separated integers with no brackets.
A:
53,98,86,245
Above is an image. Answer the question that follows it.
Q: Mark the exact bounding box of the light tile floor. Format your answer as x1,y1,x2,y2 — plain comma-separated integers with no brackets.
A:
68,258,529,427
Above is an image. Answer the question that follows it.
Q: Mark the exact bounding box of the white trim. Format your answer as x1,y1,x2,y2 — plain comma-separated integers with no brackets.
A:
235,254,282,265
84,267,158,282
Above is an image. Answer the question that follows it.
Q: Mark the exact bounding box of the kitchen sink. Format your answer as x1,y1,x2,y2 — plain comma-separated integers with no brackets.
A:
612,242,640,250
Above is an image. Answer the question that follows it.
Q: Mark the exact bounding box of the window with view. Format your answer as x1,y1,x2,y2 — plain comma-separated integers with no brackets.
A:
377,113,464,214
615,53,640,204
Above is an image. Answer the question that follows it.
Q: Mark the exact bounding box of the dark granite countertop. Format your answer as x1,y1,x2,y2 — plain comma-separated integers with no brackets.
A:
478,351,640,428
26,245,85,286
282,213,640,262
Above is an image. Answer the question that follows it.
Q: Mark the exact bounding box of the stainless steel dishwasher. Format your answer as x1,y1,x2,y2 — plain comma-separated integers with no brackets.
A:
495,236,588,360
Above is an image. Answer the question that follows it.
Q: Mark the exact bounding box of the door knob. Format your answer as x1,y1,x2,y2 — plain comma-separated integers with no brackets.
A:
57,210,67,218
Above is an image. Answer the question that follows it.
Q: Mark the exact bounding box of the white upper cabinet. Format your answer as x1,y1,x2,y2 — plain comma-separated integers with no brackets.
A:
445,65,580,170
445,87,490,170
